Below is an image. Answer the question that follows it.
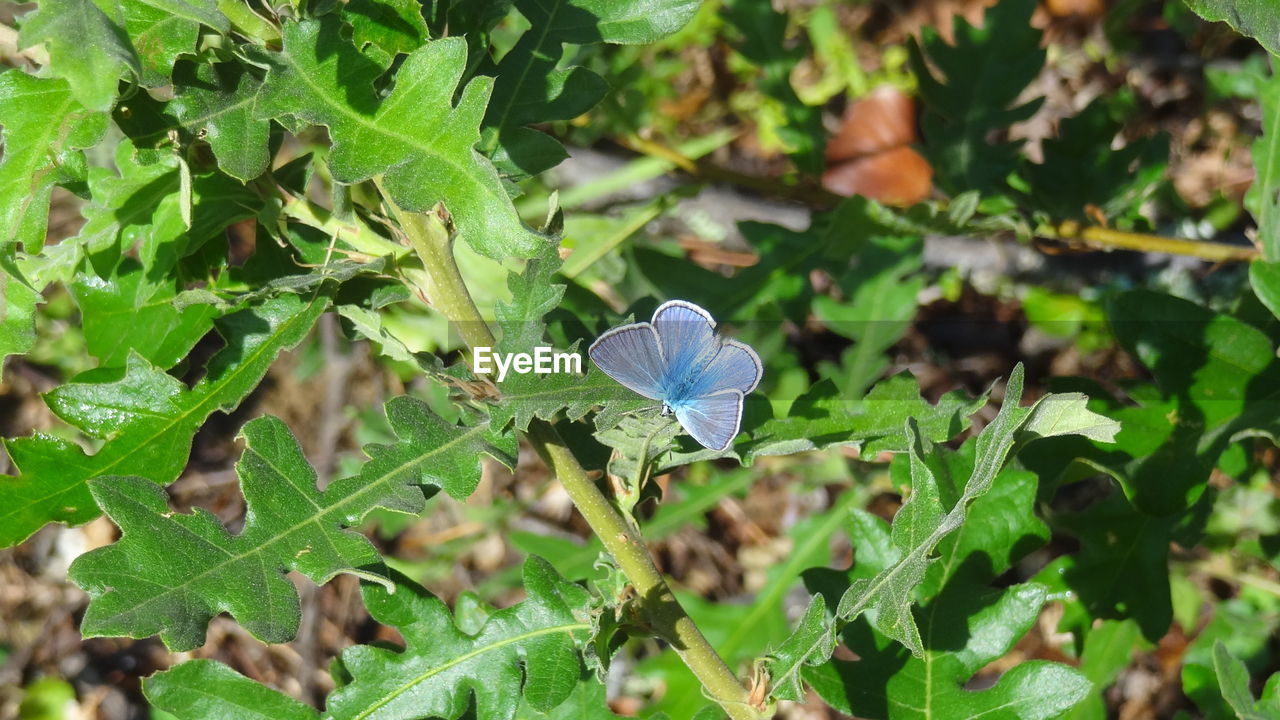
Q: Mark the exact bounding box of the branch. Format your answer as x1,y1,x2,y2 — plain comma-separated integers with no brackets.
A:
619,136,1260,264
1046,220,1258,263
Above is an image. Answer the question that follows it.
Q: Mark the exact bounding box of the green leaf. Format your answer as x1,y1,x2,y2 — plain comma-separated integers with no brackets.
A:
18,0,141,110
593,415,683,498
114,0,230,86
1105,290,1280,514
69,397,514,650
1249,259,1280,321
327,559,592,720
337,304,424,367
1182,599,1279,718
480,0,699,177
74,139,176,259
73,138,260,281
344,0,429,62
1034,489,1201,642
1020,392,1121,443
740,372,984,460
1212,641,1274,720
516,675,623,719
170,62,270,182
814,234,923,398
909,0,1044,195
1247,57,1280,261
0,292,329,547
70,259,222,368
144,659,319,720
489,237,642,431
841,419,952,656
908,449,1050,597
804,583,1091,719
253,18,541,259
0,71,108,258
1063,620,1143,720
1183,1,1280,55
496,367,646,433
16,677,78,720
0,269,40,363
766,364,1117,700
766,596,835,702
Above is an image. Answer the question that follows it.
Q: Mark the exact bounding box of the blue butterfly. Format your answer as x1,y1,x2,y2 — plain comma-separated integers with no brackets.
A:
589,300,763,451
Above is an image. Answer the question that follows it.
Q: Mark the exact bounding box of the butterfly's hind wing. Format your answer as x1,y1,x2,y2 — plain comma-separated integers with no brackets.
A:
674,389,745,451
691,339,763,397
588,323,667,401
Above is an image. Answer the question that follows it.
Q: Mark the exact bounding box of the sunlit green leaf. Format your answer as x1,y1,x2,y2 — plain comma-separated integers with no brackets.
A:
70,259,222,368
489,237,641,431
0,71,108,259
18,0,140,110
480,0,700,177
70,398,514,650
0,270,40,363
1184,1,1280,55
344,0,429,62
254,17,541,259
1063,620,1143,720
114,0,229,86
0,292,329,547
327,559,592,719
170,61,270,182
804,583,1090,719
740,372,984,460
145,659,319,720
767,364,1115,700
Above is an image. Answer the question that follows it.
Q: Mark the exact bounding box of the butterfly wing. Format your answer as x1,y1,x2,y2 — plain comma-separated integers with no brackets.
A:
652,300,719,378
588,323,667,401
674,389,745,451
690,339,763,397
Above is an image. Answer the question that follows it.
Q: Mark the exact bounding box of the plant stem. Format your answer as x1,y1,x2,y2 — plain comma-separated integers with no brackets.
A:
279,194,407,260
622,135,1261,264
1046,220,1258,263
374,178,495,352
529,421,758,720
217,0,281,45
378,186,760,719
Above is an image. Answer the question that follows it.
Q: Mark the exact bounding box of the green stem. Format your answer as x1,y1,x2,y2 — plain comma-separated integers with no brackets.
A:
1046,220,1259,263
374,178,495,352
529,421,759,720
278,193,406,260
377,185,761,720
217,0,280,45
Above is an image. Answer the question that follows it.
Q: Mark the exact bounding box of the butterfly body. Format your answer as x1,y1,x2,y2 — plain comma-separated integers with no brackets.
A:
589,300,762,451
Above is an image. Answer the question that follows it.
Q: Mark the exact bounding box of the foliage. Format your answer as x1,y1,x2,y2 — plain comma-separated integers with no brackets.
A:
1183,0,1280,55
4,0,1280,718
69,399,512,650
0,293,329,547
